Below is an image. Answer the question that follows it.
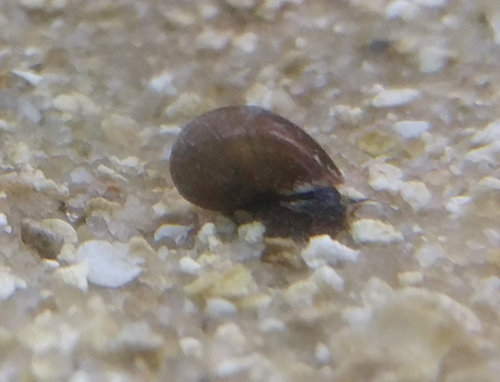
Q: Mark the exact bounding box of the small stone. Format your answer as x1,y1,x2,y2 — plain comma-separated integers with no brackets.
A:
368,162,403,193
393,120,431,139
154,224,192,246
358,131,397,157
465,141,500,166
238,221,265,245
471,119,500,146
262,237,302,268
385,0,419,20
206,298,238,318
101,114,142,150
488,13,500,45
415,244,446,268
301,235,360,269
179,257,202,275
184,264,257,299
165,93,202,121
413,0,448,7
312,266,344,292
179,337,203,359
75,240,142,288
232,32,260,53
371,88,421,108
0,267,27,300
11,70,43,86
108,321,164,353
0,213,11,234
21,218,65,259
400,181,432,210
351,219,404,244
41,218,78,245
315,343,331,364
196,28,231,51
53,262,89,292
445,195,471,217
287,279,319,307
259,318,286,332
148,72,178,96
418,46,450,74
398,271,424,286
159,124,182,136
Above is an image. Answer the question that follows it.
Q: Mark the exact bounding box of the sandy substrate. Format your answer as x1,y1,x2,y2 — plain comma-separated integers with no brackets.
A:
1,0,500,381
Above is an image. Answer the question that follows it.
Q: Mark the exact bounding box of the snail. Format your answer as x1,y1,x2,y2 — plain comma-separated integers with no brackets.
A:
169,105,356,238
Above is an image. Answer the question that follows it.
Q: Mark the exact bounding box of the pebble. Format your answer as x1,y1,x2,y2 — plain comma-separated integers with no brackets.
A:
418,46,450,74
413,0,448,7
287,279,319,307
488,13,500,45
179,257,202,275
465,141,500,166
368,162,403,193
400,181,432,210
20,0,46,11
301,235,360,269
385,0,419,20
351,219,404,244
315,343,331,364
0,213,12,233
393,120,431,139
75,240,142,288
398,271,424,286
471,119,500,146
206,298,238,318
371,88,421,108
11,70,44,86
53,262,89,292
108,321,164,353
312,265,344,292
259,318,286,332
415,243,446,268
238,221,265,245
148,72,178,96
232,32,260,53
164,93,202,121
21,218,65,259
179,337,203,359
154,224,192,246
0,267,27,300
40,218,78,245
445,195,471,217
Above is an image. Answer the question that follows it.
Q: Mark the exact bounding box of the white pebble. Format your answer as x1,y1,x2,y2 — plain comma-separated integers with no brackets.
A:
75,241,142,288
12,70,43,86
179,257,202,275
206,298,238,318
415,244,446,268
368,162,403,193
398,271,424,285
0,213,11,233
315,343,331,364
159,124,182,136
301,235,360,269
179,337,203,359
196,29,231,51
465,142,500,166
20,0,46,10
351,219,404,244
70,167,94,185
41,218,78,245
372,88,421,108
471,119,500,146
393,120,431,139
154,224,192,245
312,266,344,292
400,181,432,210
165,93,202,120
0,267,27,300
418,46,450,74
53,263,89,292
287,279,318,307
238,221,265,245
489,13,500,45
233,32,260,53
445,196,471,217
148,72,178,96
385,0,419,20
259,318,286,332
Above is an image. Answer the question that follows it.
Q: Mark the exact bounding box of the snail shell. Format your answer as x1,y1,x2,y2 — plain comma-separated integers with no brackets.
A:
170,106,344,214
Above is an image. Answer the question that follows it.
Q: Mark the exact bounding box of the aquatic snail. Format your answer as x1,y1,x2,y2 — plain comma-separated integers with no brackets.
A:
169,105,359,238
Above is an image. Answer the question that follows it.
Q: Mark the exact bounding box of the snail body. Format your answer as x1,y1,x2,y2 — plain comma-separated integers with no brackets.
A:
169,106,349,237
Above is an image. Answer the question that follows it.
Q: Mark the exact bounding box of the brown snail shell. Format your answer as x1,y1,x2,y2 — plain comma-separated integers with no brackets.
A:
169,105,348,238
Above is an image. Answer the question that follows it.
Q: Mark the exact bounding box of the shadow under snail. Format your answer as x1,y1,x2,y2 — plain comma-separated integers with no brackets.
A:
169,105,358,239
